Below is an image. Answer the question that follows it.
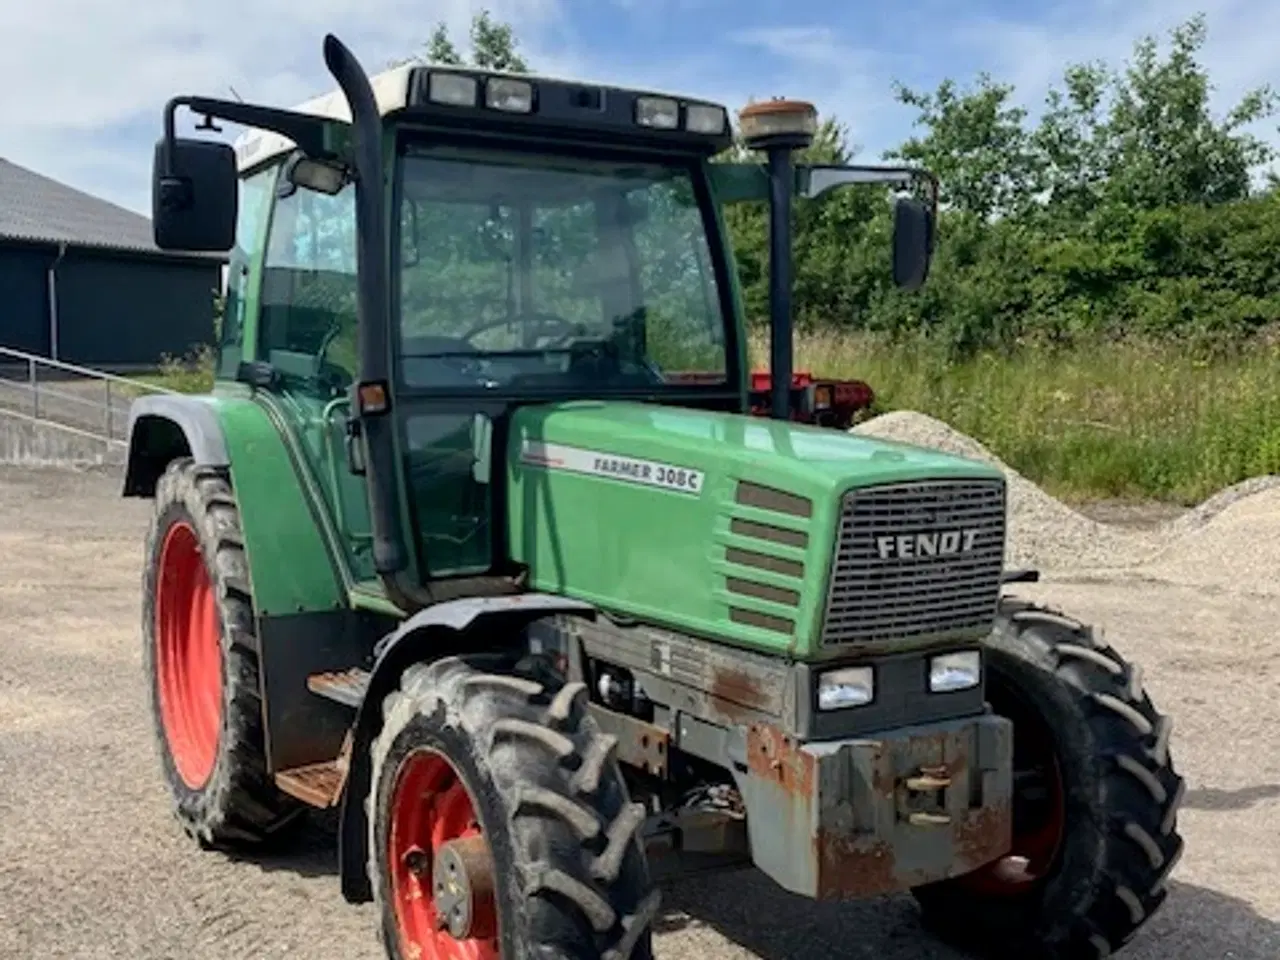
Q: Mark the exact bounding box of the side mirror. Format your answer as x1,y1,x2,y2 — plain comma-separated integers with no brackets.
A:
284,152,349,196
892,196,933,291
152,138,238,252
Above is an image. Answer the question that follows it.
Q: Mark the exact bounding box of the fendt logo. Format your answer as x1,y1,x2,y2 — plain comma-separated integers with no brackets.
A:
875,529,980,561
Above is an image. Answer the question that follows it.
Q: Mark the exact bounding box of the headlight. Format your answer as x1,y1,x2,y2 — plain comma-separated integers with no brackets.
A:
636,96,680,129
686,103,727,135
486,78,534,113
929,650,982,693
817,666,874,711
427,72,479,107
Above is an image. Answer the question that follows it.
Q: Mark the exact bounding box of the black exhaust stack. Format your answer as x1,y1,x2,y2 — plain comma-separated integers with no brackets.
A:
322,34,435,613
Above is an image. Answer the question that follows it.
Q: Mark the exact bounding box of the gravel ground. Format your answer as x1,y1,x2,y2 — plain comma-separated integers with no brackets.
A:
2,447,1280,959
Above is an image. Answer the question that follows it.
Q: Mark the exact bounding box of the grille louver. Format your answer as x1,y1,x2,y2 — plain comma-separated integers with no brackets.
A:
821,479,1006,646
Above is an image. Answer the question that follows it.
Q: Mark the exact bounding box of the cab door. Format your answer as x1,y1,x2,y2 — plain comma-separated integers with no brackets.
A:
253,170,377,584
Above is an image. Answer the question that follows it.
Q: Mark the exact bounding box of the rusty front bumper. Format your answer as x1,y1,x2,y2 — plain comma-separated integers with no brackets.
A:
733,713,1014,900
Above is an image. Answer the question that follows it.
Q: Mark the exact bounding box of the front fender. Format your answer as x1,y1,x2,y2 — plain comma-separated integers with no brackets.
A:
122,394,230,496
123,391,345,620
337,593,597,903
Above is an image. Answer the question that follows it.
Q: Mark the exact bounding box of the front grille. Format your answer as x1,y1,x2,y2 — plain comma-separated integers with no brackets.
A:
821,479,1006,646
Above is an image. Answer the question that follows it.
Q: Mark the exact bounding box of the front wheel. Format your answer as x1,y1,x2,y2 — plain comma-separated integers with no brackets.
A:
369,655,660,960
912,599,1185,958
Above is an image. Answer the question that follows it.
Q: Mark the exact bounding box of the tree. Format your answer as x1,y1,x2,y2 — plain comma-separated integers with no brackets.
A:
468,10,529,72
407,8,529,72
1099,14,1276,210
423,23,462,65
885,74,1043,221
1029,61,1113,222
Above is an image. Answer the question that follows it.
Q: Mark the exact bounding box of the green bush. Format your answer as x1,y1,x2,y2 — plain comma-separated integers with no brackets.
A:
772,330,1280,503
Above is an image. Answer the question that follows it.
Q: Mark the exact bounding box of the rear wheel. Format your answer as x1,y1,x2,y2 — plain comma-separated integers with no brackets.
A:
370,655,660,960
912,599,1185,958
142,458,302,847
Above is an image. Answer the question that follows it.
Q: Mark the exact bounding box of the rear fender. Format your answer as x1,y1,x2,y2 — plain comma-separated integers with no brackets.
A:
122,394,230,497
337,593,597,903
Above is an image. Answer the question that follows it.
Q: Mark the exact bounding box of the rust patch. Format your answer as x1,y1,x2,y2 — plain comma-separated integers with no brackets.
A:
711,667,773,722
816,834,896,899
746,722,815,797
585,704,670,777
953,802,1013,873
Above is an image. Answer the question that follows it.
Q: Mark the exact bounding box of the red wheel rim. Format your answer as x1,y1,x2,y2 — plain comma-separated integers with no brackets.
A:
958,682,1066,897
154,520,223,790
388,749,500,960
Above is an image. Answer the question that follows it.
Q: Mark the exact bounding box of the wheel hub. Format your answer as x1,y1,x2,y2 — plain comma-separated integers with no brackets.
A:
431,836,496,940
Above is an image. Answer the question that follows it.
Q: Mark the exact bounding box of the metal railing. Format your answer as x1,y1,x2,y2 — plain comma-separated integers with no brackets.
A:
0,345,175,444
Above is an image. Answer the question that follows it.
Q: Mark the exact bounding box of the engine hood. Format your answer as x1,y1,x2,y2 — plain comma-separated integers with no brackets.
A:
509,400,1000,495
505,400,1006,659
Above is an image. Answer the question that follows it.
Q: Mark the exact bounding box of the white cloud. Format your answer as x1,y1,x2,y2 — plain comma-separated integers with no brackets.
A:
0,0,566,213
3,0,1276,218
715,3,1280,166
950,0,1280,154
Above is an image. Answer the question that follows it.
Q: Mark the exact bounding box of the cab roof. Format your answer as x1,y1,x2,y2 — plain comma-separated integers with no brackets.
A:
233,62,733,173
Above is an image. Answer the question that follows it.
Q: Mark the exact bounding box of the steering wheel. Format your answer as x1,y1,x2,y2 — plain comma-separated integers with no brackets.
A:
462,311,582,349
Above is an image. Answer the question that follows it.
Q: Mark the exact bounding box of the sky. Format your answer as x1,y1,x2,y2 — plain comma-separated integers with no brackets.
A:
3,0,1277,216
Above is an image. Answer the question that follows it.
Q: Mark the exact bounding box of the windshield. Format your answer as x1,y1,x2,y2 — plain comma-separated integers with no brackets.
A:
396,145,730,392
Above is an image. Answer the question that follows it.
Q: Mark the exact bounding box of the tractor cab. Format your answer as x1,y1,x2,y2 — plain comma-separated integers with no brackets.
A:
151,38,935,610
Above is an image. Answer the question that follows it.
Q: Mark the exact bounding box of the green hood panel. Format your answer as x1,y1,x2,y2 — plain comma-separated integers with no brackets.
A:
505,401,1004,658
512,401,998,493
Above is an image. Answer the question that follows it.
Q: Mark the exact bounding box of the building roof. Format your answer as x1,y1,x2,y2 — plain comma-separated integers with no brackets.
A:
0,157,178,258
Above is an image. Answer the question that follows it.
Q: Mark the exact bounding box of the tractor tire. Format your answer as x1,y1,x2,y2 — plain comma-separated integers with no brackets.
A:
142,457,302,848
369,654,660,960
912,599,1185,959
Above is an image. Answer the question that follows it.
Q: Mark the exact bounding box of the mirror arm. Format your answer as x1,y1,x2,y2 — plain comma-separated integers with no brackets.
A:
800,163,939,217
161,96,336,173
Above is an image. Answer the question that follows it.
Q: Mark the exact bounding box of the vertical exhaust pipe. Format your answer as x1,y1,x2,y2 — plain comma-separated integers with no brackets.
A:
322,34,434,612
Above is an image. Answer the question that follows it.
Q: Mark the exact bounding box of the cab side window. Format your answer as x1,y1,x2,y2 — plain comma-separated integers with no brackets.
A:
259,178,359,391
219,164,277,379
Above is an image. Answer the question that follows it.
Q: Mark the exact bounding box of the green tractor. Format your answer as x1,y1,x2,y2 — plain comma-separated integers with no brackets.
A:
125,34,1184,960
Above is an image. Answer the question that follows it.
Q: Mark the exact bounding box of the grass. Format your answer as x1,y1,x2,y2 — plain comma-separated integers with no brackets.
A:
139,333,1280,505
773,330,1280,505
127,346,217,396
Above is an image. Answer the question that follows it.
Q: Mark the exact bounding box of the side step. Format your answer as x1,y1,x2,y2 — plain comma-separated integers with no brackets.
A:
272,670,372,808
276,757,349,808
307,668,372,708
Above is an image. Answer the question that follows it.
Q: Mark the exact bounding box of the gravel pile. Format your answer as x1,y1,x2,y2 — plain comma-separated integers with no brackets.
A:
851,411,1163,571
851,410,1280,585
1141,485,1280,594
848,411,1280,587
1165,475,1280,537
